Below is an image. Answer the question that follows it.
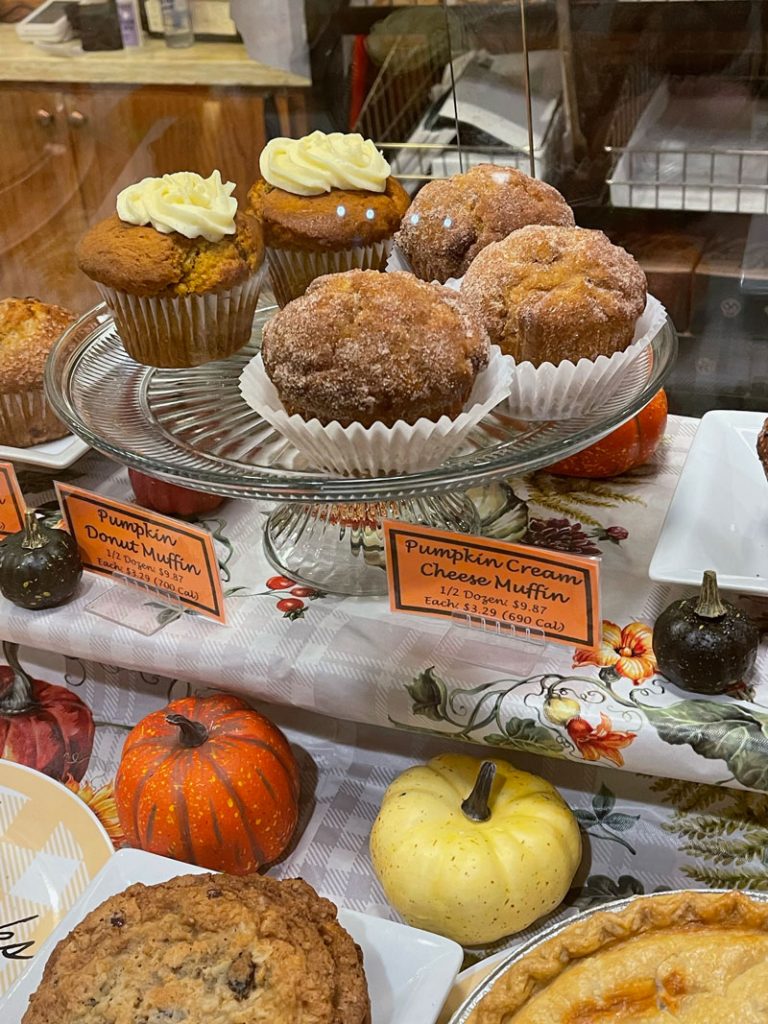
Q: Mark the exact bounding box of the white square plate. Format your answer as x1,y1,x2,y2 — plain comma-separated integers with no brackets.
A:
649,410,768,593
4,849,462,1024
0,433,89,469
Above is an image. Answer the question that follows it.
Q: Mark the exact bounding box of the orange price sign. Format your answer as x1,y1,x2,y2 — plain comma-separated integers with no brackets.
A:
383,521,600,650
0,461,26,537
55,483,226,624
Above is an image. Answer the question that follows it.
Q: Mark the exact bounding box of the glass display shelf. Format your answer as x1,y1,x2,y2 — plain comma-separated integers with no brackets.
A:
45,304,677,594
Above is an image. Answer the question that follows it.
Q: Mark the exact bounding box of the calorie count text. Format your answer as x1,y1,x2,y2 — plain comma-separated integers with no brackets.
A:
98,550,200,601
427,584,566,632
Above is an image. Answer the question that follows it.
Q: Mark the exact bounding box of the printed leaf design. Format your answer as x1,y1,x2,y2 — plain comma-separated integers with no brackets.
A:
405,667,447,722
569,874,645,909
573,784,640,854
523,473,644,529
593,784,615,818
497,717,564,756
643,700,768,791
604,812,640,833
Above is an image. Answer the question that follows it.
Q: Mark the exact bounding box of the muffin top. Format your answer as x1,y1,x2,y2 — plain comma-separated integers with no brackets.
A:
0,297,76,392
461,225,647,366
395,164,575,283
261,269,490,427
250,132,410,250
77,170,264,297
22,872,370,1024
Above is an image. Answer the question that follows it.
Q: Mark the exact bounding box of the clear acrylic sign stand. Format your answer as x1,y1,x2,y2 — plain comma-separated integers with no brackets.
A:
86,572,186,635
441,612,548,675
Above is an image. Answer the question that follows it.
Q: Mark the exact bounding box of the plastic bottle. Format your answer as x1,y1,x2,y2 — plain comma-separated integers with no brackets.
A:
160,0,194,49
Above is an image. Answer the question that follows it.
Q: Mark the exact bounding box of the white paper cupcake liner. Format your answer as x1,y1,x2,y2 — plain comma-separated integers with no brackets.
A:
267,239,392,308
98,264,265,368
0,389,67,448
239,346,514,477
503,294,668,420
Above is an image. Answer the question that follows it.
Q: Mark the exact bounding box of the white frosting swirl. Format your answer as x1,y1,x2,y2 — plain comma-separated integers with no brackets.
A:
116,170,237,243
259,131,391,196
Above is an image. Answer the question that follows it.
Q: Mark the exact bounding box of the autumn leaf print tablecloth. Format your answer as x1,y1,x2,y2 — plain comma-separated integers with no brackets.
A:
3,414,768,793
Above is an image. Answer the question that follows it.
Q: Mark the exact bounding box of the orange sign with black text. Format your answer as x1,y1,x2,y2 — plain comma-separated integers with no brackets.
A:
384,521,600,650
55,483,226,624
0,461,26,537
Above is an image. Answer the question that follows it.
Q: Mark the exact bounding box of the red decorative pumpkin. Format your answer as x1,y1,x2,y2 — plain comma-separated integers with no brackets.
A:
114,694,300,873
128,469,225,517
0,641,94,781
548,389,668,478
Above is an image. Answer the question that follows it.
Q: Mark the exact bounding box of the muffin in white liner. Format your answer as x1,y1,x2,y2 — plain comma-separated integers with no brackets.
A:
97,264,265,368
504,294,668,420
239,345,513,477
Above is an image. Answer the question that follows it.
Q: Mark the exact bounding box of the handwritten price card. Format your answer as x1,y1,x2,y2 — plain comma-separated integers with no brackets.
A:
384,521,600,650
55,483,226,624
0,462,25,537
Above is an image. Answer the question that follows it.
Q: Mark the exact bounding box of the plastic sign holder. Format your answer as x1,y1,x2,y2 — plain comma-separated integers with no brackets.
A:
86,571,187,636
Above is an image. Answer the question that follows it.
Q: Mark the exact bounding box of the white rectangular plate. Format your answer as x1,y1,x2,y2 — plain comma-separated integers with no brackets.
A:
0,433,89,469
649,409,768,592
4,849,462,1024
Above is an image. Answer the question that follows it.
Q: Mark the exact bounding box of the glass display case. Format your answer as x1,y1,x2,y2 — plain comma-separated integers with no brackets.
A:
1,0,765,417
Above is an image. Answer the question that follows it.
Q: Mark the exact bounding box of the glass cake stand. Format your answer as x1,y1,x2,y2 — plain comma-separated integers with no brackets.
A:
45,305,678,595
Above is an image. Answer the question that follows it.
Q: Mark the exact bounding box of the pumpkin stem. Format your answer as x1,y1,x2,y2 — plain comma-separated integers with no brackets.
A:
0,640,34,711
696,570,728,619
461,761,496,822
21,510,47,551
167,713,208,748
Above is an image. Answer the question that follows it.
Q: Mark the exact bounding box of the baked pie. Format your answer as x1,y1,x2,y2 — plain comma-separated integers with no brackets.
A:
471,891,768,1023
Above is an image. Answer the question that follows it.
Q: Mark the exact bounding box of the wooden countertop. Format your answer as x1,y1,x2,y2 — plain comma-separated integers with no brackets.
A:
0,26,310,88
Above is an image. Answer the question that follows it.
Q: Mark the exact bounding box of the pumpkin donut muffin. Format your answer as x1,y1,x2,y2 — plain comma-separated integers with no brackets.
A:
23,872,371,1024
0,297,75,446
77,170,264,368
395,164,574,283
461,225,647,365
249,131,410,307
260,269,489,427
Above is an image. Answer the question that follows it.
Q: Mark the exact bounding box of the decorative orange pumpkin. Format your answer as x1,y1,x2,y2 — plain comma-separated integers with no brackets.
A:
548,389,668,478
0,641,94,782
114,694,300,873
128,469,225,517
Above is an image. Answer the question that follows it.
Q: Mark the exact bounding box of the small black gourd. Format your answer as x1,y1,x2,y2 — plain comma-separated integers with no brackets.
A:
0,510,82,610
652,570,759,694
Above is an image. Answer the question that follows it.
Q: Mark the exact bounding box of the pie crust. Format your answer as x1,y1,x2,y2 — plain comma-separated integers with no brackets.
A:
470,891,768,1023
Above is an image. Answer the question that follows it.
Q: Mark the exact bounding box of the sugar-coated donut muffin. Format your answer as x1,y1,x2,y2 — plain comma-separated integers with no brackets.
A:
395,164,574,283
0,297,75,446
461,225,647,365
261,269,490,427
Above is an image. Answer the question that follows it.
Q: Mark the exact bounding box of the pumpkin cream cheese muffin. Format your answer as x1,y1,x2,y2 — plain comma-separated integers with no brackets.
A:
77,170,264,368
260,269,490,427
395,164,574,283
461,224,647,365
23,872,370,1024
0,297,75,447
249,131,410,306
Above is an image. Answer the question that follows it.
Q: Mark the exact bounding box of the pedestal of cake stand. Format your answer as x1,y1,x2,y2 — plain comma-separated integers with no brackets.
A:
264,493,479,596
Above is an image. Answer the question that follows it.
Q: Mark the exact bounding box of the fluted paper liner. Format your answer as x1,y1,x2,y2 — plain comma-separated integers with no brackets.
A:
98,265,265,368
267,240,392,308
239,346,514,477
503,294,668,420
0,390,68,448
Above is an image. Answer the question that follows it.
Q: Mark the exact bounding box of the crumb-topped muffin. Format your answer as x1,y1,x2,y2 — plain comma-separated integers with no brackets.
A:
23,872,371,1024
249,132,410,307
461,225,647,365
395,164,574,284
76,170,264,368
0,297,74,447
261,269,489,427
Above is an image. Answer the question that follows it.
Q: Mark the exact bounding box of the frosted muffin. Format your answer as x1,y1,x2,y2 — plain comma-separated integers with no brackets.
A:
395,164,574,284
0,298,74,447
261,269,489,426
248,132,410,307
77,171,264,368
461,225,647,365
